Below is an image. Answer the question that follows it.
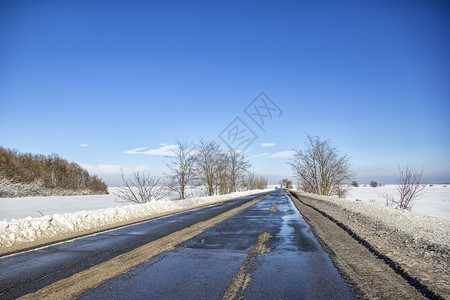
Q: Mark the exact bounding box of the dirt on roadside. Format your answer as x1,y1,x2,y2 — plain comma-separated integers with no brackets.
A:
288,190,447,300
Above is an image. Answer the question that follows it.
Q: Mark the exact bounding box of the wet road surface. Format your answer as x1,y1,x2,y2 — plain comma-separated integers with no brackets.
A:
81,190,355,299
1,190,355,299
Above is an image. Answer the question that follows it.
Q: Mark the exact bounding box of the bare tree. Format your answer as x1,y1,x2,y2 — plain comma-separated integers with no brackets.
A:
166,140,197,199
244,171,268,190
369,180,379,187
336,184,349,198
384,165,426,210
289,135,354,197
217,152,230,195
280,178,293,189
115,169,167,203
195,139,222,196
255,175,268,189
242,171,255,191
226,149,251,193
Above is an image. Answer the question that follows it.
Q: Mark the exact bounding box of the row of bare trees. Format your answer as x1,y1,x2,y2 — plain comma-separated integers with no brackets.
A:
117,139,267,203
242,172,269,191
118,135,426,210
0,147,108,194
168,139,264,197
115,170,167,203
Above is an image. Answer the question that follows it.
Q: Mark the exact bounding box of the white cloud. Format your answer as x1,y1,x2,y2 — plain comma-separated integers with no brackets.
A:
80,163,151,175
79,164,153,186
223,149,247,155
269,150,295,158
124,144,178,156
260,143,276,147
79,143,89,147
250,152,269,158
81,164,122,174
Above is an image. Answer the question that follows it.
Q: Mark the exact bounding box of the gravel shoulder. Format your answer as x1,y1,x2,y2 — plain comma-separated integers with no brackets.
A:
288,190,449,299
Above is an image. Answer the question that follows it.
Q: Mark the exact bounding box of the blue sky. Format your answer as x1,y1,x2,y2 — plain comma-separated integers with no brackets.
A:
1,0,449,185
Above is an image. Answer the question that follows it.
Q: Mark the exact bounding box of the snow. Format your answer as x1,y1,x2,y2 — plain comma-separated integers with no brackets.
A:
0,188,271,249
346,184,450,220
0,187,125,221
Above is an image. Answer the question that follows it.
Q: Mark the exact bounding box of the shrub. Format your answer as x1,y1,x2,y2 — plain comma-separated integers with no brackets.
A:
0,147,108,195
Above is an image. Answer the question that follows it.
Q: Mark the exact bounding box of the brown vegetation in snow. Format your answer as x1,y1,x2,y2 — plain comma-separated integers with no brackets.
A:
0,147,107,197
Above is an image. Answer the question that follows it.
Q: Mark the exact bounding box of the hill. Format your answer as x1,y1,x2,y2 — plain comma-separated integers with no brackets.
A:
0,147,108,197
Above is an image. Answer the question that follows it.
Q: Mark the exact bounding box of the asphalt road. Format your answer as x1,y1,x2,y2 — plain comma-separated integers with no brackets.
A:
0,190,355,299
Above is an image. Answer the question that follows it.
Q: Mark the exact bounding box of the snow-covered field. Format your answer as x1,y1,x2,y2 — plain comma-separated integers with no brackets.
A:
0,187,125,222
346,184,450,220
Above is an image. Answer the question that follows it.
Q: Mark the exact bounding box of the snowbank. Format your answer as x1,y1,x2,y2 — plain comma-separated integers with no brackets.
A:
0,189,270,252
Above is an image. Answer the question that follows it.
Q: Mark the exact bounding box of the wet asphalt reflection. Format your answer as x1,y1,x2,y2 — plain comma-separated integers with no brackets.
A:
80,190,355,299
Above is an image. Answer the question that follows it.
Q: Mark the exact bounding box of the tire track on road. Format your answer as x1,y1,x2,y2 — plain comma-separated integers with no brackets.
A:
221,231,272,300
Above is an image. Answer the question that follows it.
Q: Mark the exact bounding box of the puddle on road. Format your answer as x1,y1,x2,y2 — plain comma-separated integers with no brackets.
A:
277,213,299,251
275,194,318,252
